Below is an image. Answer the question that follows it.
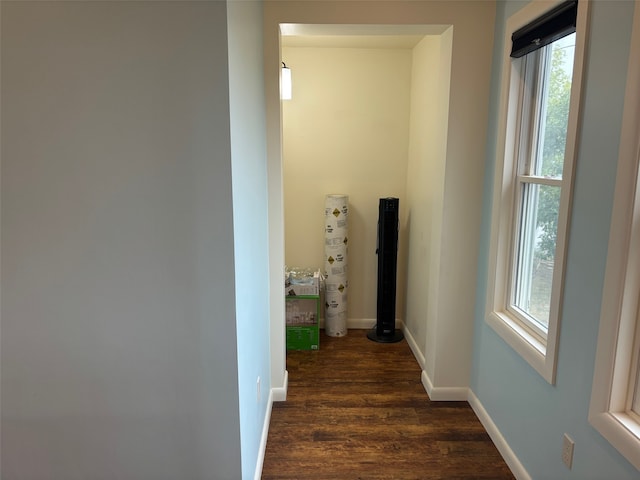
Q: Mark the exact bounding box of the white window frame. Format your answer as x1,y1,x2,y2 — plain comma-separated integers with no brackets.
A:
589,0,640,470
485,0,589,384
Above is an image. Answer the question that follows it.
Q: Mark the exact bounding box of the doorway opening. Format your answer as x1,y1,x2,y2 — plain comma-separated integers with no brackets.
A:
279,23,453,343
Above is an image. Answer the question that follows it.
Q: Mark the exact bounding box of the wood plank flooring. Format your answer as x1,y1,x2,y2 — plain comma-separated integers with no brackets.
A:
262,330,514,480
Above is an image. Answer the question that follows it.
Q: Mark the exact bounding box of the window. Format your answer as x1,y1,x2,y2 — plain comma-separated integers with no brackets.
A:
511,32,575,336
589,1,640,469
486,0,588,383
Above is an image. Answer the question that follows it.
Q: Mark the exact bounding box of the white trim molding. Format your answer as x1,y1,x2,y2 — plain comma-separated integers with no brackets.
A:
403,323,469,401
271,370,288,402
319,318,381,330
255,372,288,479
468,390,531,480
345,318,378,330
254,389,275,480
402,321,426,370
421,371,469,402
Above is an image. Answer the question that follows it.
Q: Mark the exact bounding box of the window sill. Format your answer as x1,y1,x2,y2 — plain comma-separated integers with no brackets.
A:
589,411,640,471
486,310,554,384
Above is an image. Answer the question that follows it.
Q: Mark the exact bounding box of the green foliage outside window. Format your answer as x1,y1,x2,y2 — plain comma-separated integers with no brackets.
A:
537,45,572,262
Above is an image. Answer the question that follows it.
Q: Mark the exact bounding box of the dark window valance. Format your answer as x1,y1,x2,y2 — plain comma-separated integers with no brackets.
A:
511,0,578,58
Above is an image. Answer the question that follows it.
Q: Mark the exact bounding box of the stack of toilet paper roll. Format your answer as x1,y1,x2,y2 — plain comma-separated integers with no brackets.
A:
324,194,348,337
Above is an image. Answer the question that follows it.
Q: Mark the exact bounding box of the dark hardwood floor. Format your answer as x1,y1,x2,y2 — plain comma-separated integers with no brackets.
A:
262,329,514,480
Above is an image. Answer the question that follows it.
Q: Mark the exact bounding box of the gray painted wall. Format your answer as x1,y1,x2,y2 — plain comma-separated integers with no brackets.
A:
1,2,254,478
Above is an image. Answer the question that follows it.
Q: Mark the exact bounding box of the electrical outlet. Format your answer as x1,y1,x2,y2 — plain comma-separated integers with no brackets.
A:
257,377,261,403
562,433,574,469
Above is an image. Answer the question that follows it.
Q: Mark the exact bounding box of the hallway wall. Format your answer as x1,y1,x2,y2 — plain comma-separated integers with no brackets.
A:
1,2,251,478
404,31,452,387
471,1,640,478
282,45,412,324
227,1,272,478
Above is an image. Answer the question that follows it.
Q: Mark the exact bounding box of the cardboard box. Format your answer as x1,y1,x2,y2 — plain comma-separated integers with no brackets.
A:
286,296,319,350
285,269,321,296
286,324,319,351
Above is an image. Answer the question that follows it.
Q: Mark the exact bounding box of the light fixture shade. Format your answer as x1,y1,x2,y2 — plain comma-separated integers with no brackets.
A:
281,64,292,100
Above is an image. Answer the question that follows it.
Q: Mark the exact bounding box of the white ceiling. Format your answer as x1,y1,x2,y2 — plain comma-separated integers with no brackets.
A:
282,34,426,49
280,24,450,49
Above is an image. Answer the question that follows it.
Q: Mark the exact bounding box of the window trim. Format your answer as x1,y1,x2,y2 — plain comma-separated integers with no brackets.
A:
588,0,640,469
485,0,589,384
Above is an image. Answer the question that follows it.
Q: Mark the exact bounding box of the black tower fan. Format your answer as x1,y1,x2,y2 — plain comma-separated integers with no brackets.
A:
368,198,404,343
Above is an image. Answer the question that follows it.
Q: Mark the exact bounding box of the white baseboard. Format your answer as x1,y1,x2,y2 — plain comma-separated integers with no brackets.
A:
403,323,468,401
254,371,288,480
271,370,288,402
254,388,274,480
420,370,469,401
467,390,531,480
401,322,426,370
348,318,378,329
319,318,377,330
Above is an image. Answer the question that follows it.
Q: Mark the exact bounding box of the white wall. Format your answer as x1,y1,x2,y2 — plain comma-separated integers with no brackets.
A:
1,2,246,478
266,0,495,396
282,45,411,323
403,31,452,381
227,1,272,478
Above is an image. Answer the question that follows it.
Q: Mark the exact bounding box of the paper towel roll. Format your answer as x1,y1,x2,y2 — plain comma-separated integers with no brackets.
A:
324,277,347,292
325,290,347,313
325,311,347,337
325,236,348,247
324,249,347,276
325,195,349,219
324,194,348,337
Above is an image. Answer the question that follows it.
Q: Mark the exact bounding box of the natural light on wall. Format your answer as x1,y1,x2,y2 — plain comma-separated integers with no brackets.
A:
281,62,292,100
